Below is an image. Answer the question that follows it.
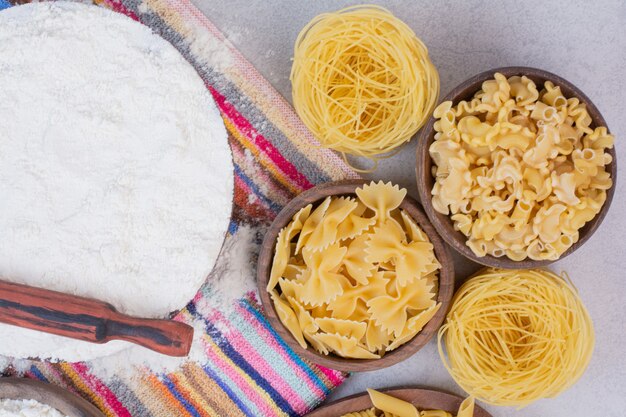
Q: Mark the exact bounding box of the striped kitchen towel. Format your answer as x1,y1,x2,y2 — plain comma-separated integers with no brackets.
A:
0,0,359,415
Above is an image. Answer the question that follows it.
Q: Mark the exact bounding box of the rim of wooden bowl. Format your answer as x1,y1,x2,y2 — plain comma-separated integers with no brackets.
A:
416,66,617,269
305,386,492,417
0,378,105,417
257,179,455,372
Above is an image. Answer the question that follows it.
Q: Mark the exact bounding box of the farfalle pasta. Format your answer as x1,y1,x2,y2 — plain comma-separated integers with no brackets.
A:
430,73,614,261
267,182,441,358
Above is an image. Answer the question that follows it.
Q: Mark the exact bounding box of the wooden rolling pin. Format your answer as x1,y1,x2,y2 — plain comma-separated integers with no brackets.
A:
0,280,194,357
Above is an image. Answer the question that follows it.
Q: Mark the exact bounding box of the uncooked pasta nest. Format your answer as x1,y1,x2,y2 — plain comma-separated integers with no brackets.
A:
341,389,475,417
438,268,594,407
266,182,441,359
430,73,614,261
291,5,439,165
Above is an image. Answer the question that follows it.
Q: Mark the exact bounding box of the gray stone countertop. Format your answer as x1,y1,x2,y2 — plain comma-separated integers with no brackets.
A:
192,1,626,415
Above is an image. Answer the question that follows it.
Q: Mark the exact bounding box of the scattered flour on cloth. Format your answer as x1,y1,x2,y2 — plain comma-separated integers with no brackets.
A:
0,399,68,417
0,2,233,361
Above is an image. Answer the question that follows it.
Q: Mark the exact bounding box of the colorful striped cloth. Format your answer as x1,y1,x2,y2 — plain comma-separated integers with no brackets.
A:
0,0,359,415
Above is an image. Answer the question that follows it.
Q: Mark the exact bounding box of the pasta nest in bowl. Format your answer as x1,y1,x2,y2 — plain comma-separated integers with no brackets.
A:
257,180,454,372
417,67,616,268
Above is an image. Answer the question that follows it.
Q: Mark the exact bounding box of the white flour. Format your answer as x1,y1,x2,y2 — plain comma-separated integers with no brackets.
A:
87,225,259,377
0,2,233,361
0,399,68,417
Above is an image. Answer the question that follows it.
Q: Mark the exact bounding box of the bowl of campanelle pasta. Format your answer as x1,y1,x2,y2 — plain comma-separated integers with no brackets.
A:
257,180,455,372
416,66,617,268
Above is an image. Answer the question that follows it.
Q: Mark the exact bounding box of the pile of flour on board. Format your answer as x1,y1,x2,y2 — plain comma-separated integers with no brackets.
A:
0,399,68,417
0,2,233,361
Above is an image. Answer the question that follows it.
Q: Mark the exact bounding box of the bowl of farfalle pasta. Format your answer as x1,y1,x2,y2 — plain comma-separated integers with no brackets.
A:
417,67,617,268
257,180,454,371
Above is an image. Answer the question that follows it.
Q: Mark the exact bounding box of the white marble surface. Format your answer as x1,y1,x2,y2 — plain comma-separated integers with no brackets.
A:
193,1,626,416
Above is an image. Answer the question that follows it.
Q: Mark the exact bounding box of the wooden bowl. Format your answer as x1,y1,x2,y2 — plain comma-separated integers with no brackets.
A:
257,180,455,372
306,387,492,417
0,378,105,417
416,66,617,269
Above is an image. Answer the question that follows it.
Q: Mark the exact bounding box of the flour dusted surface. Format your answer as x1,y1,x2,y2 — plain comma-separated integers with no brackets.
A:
0,2,233,360
0,399,68,417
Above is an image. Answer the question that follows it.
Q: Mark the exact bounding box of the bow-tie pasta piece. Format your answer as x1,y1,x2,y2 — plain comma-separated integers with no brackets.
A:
367,220,436,286
277,277,304,300
367,277,436,335
355,181,406,224
270,291,307,349
305,197,358,250
395,241,438,287
343,234,378,285
315,317,367,341
308,304,332,320
289,295,330,355
424,269,443,288
336,202,377,242
304,332,330,356
365,219,407,264
267,204,312,291
282,263,305,281
296,197,331,254
286,295,319,336
365,320,394,353
313,333,380,359
327,271,389,319
299,243,349,306
400,210,430,243
430,72,614,261
386,303,441,351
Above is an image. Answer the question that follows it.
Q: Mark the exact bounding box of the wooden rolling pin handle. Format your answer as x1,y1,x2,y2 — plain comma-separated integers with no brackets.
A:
0,280,194,357
105,314,194,357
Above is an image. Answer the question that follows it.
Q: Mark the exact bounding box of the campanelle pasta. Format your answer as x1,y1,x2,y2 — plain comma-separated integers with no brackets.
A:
267,182,441,358
340,389,475,417
430,73,614,261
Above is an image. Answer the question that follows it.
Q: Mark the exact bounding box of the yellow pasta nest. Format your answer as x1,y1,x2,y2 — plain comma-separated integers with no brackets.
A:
430,73,614,261
438,268,594,407
341,389,475,417
266,182,441,359
291,5,439,165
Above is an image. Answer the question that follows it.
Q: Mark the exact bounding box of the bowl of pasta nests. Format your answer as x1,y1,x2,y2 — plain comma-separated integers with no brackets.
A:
257,180,455,371
416,66,617,268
